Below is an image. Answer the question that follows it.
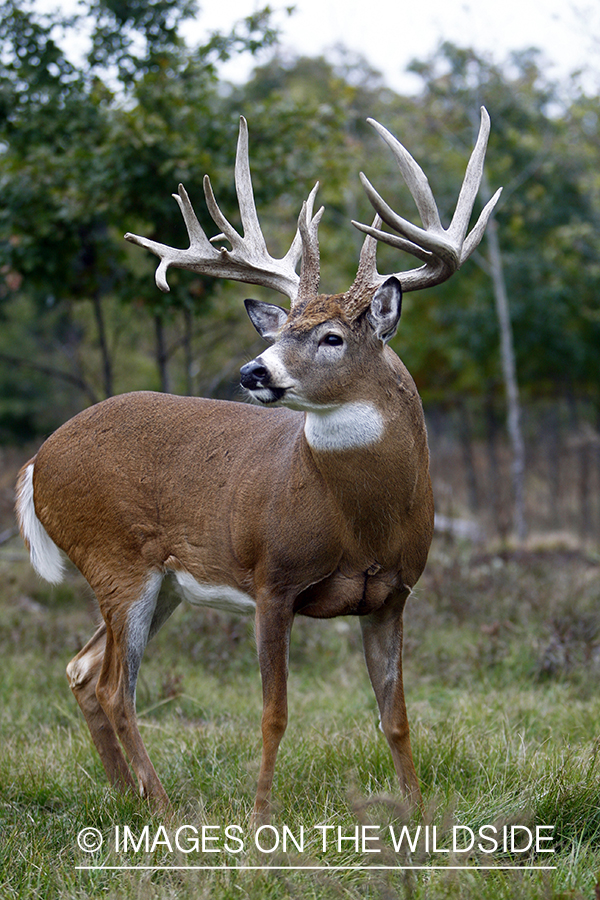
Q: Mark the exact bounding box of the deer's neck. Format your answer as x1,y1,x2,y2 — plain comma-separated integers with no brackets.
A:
299,380,431,567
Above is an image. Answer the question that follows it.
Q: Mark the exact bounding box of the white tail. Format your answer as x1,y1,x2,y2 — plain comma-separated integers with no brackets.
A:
17,113,499,823
15,463,65,585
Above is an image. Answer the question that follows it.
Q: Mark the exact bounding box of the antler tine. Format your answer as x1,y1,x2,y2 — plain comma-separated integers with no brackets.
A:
461,187,503,262
173,183,214,249
265,180,321,284
234,116,269,255
201,116,267,255
353,211,433,264
448,107,493,250
366,118,443,233
201,174,243,251
350,107,502,294
295,184,325,306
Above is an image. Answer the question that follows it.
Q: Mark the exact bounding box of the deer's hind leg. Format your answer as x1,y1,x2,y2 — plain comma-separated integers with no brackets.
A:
67,622,136,790
68,569,180,808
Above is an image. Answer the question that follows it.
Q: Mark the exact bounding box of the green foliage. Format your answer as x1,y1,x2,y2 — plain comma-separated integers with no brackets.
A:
85,0,199,83
0,0,285,411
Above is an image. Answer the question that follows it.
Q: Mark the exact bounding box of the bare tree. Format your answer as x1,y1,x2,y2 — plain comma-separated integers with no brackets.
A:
481,170,527,542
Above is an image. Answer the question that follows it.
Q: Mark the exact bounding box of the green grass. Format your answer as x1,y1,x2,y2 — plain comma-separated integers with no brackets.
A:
1,537,599,898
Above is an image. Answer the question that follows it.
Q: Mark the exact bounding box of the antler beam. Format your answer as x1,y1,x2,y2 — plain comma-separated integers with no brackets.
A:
351,107,502,292
124,117,323,305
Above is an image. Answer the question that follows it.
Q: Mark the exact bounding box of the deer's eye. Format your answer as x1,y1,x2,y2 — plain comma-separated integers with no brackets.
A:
321,333,344,347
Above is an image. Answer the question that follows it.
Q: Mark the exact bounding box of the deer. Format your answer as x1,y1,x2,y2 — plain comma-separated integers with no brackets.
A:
15,110,500,824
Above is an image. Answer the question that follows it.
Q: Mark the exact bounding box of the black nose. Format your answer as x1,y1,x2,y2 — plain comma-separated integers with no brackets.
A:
240,360,270,390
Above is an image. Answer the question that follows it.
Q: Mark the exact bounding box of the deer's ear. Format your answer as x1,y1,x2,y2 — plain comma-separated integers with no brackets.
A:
366,276,403,343
245,299,288,342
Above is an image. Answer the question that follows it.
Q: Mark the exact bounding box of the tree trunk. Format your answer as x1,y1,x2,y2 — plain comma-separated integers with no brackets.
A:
567,393,592,540
154,313,170,394
485,395,507,540
545,403,561,529
596,404,600,542
482,174,527,543
91,290,113,398
459,401,480,513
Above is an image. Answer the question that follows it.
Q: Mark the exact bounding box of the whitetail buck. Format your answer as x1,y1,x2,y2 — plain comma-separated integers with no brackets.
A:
16,111,500,822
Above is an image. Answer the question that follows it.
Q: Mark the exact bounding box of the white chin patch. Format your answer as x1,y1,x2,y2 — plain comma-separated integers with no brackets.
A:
251,387,282,404
304,402,384,452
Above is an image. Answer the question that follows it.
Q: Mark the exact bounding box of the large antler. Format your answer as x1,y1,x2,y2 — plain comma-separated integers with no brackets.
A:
125,117,324,307
349,107,502,301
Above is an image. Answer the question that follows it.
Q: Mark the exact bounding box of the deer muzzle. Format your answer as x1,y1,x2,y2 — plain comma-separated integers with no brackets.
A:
240,359,287,404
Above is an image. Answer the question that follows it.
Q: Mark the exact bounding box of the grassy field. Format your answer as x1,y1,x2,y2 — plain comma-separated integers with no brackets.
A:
1,531,600,899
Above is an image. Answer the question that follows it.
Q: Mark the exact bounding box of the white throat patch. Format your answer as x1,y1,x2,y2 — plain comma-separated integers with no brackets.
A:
304,402,384,452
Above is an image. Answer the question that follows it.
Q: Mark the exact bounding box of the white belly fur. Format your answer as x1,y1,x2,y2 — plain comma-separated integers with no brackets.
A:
174,570,256,615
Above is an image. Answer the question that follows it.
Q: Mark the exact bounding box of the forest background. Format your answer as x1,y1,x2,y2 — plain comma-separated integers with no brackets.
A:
1,0,599,546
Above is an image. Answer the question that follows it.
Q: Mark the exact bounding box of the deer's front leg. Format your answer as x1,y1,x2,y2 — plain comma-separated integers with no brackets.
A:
359,590,422,809
252,598,294,826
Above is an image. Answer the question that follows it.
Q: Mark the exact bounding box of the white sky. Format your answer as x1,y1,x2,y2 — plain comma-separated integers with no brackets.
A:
186,0,596,93
35,0,596,92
